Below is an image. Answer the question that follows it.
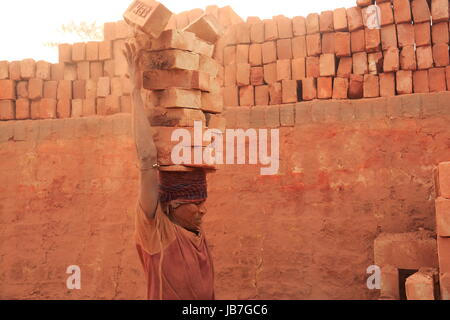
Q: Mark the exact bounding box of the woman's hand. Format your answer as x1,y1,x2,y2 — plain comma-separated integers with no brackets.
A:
123,40,143,90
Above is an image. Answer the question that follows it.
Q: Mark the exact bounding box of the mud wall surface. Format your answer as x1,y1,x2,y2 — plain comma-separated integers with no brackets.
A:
1,93,449,300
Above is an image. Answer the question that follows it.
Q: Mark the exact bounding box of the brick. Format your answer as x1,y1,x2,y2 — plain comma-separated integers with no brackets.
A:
90,62,104,80
380,24,398,51
264,19,278,41
0,80,16,100
368,52,383,74
263,63,277,84
102,95,121,115
292,58,306,80
416,46,434,69
396,70,413,94
337,57,353,78
183,14,223,44
405,269,438,300
440,273,450,300
429,67,447,92
269,82,282,105
282,80,298,103
30,100,40,119
277,39,292,60
351,29,365,53
0,61,8,79
110,77,123,96
333,8,348,31
40,98,58,119
292,16,307,36
73,80,86,99
20,59,35,79
292,36,307,58
349,74,364,99
202,92,223,113
28,78,43,100
156,88,200,110
249,44,262,66
51,63,64,81
236,44,249,64
16,81,28,99
236,63,250,86
437,237,450,273
438,162,450,199
413,70,430,93
400,46,417,70
152,106,206,127
255,85,269,105
142,49,200,71
431,0,449,23
99,41,112,60
380,265,400,300
70,99,83,118
279,104,295,126
113,40,128,76
265,105,280,127
319,54,336,76
15,99,30,120
446,66,450,90
58,43,73,64
302,78,317,100
380,72,396,97
57,80,73,100
277,60,292,81
64,64,77,81
43,81,57,99
76,61,90,80
85,80,97,99
365,28,381,52
432,22,449,44
397,23,415,48
0,100,15,120
103,22,116,41
239,85,254,106
276,16,293,39
411,0,431,23
306,33,322,56
433,43,449,67
84,42,98,61
363,74,380,97
414,22,431,47
71,43,86,62
224,64,237,86
306,13,320,35
436,197,450,237
9,61,21,80
251,22,265,43
262,41,277,64
97,77,111,97
223,86,239,107
143,70,210,91
353,52,368,75
224,46,236,65
306,56,320,78
317,77,332,99
377,2,394,26
250,105,266,128
393,0,412,24
322,33,335,54
35,61,51,80
347,7,364,32
120,96,132,114
332,77,349,99
235,23,251,44
334,32,351,58
320,11,334,33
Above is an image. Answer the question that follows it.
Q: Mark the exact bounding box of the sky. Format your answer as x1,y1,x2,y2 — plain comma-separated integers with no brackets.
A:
0,0,356,63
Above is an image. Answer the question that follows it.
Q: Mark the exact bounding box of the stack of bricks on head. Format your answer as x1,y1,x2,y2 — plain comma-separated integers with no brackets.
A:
221,0,450,106
435,162,450,300
0,1,241,123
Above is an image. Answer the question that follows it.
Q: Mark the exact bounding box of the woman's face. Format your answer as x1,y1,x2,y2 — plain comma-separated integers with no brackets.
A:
169,200,207,233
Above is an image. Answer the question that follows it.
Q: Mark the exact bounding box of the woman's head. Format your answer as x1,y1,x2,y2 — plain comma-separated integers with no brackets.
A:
163,200,207,233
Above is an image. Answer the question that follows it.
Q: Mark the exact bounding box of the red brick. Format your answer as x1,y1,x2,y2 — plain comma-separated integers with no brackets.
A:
381,24,398,50
239,85,254,106
15,99,30,120
85,42,99,61
438,162,450,199
379,72,396,97
85,80,97,99
0,100,14,120
40,98,58,119
224,64,237,86
282,79,298,103
322,33,335,54
292,36,307,58
306,33,322,56
43,81,57,99
396,70,413,94
357,0,373,6
223,86,239,107
0,61,8,80
349,74,364,99
317,77,332,99
431,0,449,23
249,44,262,66
433,43,450,67
353,52,369,74
76,61,89,80
235,23,251,44
432,22,449,44
306,13,320,35
144,70,210,91
255,85,269,105
351,29,365,53
393,0,412,24
20,59,35,80
417,46,434,70
236,44,249,64
184,14,223,44
378,2,395,26
436,197,450,237
368,52,384,74
438,237,450,273
405,269,438,300
276,16,293,39
293,16,307,36
73,80,86,99
269,82,282,105
414,22,432,47
0,80,16,100
333,8,348,31
103,95,121,115
51,63,64,81
413,70,430,93
16,81,28,99
263,63,277,84
70,99,83,118
332,77,349,99
292,58,306,80
36,61,51,80
380,265,400,300
446,66,450,90
59,44,72,63
251,22,265,43
306,56,320,78
365,28,381,52
320,11,334,33
334,32,350,57
412,0,431,23
301,78,317,100
440,273,450,300
429,67,447,92
236,63,250,86
90,62,104,80
397,23,415,48
250,67,264,85
224,46,236,65
9,61,21,81
57,80,72,100
277,39,292,60
363,74,379,97
347,7,364,32
98,41,112,60
64,64,77,81
72,43,86,62
319,54,336,76
337,57,353,77
262,41,277,64
110,77,123,96
277,59,292,81
400,46,417,70
264,19,278,41
28,78,43,100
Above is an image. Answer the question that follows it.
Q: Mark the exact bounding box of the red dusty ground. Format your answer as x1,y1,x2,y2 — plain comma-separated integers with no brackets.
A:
1,94,450,299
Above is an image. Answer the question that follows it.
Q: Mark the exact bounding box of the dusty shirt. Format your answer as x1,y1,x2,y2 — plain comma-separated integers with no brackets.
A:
135,201,215,300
